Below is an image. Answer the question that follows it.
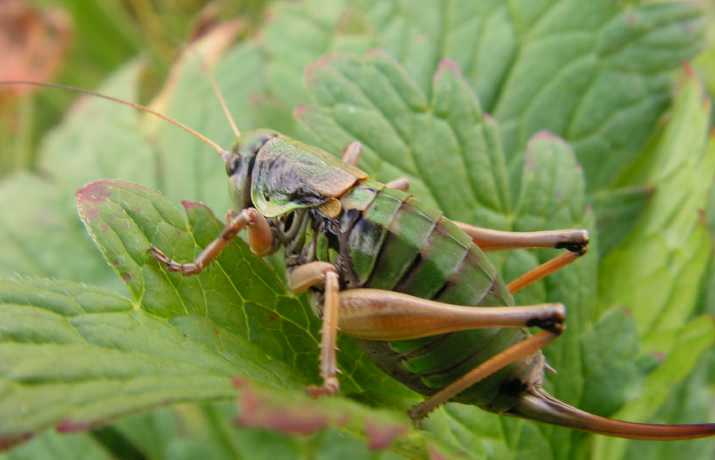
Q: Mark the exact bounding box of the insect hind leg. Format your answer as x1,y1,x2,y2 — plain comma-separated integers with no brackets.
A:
454,222,589,293
409,328,563,421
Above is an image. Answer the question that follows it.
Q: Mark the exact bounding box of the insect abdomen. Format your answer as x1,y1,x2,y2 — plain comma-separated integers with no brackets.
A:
338,183,531,408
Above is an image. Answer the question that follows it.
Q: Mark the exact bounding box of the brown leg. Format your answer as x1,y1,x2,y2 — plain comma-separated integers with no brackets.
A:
507,251,580,294
150,208,273,275
337,289,565,340
341,141,363,166
454,221,589,294
409,329,562,421
455,222,588,253
386,177,410,191
340,141,409,191
287,262,342,397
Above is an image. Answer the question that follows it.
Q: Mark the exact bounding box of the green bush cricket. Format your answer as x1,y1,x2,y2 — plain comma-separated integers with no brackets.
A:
2,70,714,442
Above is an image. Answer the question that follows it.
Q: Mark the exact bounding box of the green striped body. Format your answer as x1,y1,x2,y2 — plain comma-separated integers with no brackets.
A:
319,180,537,410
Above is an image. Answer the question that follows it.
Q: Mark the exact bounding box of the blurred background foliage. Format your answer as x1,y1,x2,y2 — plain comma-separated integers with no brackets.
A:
0,0,267,177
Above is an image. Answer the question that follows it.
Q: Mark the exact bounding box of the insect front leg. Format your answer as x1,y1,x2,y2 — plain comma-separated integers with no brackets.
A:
455,223,589,293
288,262,342,397
150,208,273,275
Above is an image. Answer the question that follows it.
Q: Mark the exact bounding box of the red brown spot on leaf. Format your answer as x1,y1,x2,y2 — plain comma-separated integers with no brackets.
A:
76,180,113,222
56,418,93,433
181,200,207,211
364,421,406,450
0,432,33,451
428,446,448,460
236,386,330,436
293,105,307,120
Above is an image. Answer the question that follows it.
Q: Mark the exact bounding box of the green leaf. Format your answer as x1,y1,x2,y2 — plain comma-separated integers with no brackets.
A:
593,315,715,460
0,277,237,442
0,174,113,287
75,179,314,382
0,430,112,460
264,0,704,192
599,69,715,348
578,308,643,416
622,350,715,460
298,54,511,227
590,186,654,257
694,0,715,98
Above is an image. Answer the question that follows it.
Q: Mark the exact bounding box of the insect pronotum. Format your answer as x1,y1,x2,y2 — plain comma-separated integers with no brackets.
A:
3,62,714,441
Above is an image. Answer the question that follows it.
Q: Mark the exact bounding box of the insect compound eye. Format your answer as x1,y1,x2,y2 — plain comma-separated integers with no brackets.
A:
225,156,241,176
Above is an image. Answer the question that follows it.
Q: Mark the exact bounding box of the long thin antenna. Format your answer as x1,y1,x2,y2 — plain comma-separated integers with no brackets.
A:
189,49,241,140
0,80,229,158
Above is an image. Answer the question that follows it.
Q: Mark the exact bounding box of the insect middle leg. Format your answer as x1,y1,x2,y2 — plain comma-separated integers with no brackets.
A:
150,208,272,275
455,222,589,293
288,262,342,397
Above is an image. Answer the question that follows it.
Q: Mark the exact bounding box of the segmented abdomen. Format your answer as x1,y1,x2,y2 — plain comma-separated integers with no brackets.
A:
337,181,531,408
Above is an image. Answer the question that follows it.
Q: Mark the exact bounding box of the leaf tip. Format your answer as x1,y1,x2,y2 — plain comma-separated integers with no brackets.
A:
305,53,339,86
181,200,207,211
76,180,112,205
531,130,559,142
435,58,462,79
365,421,407,451
76,180,113,222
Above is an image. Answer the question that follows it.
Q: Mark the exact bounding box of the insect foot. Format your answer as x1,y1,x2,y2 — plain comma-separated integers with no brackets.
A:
149,246,204,276
555,229,589,255
306,376,340,399
526,303,566,335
